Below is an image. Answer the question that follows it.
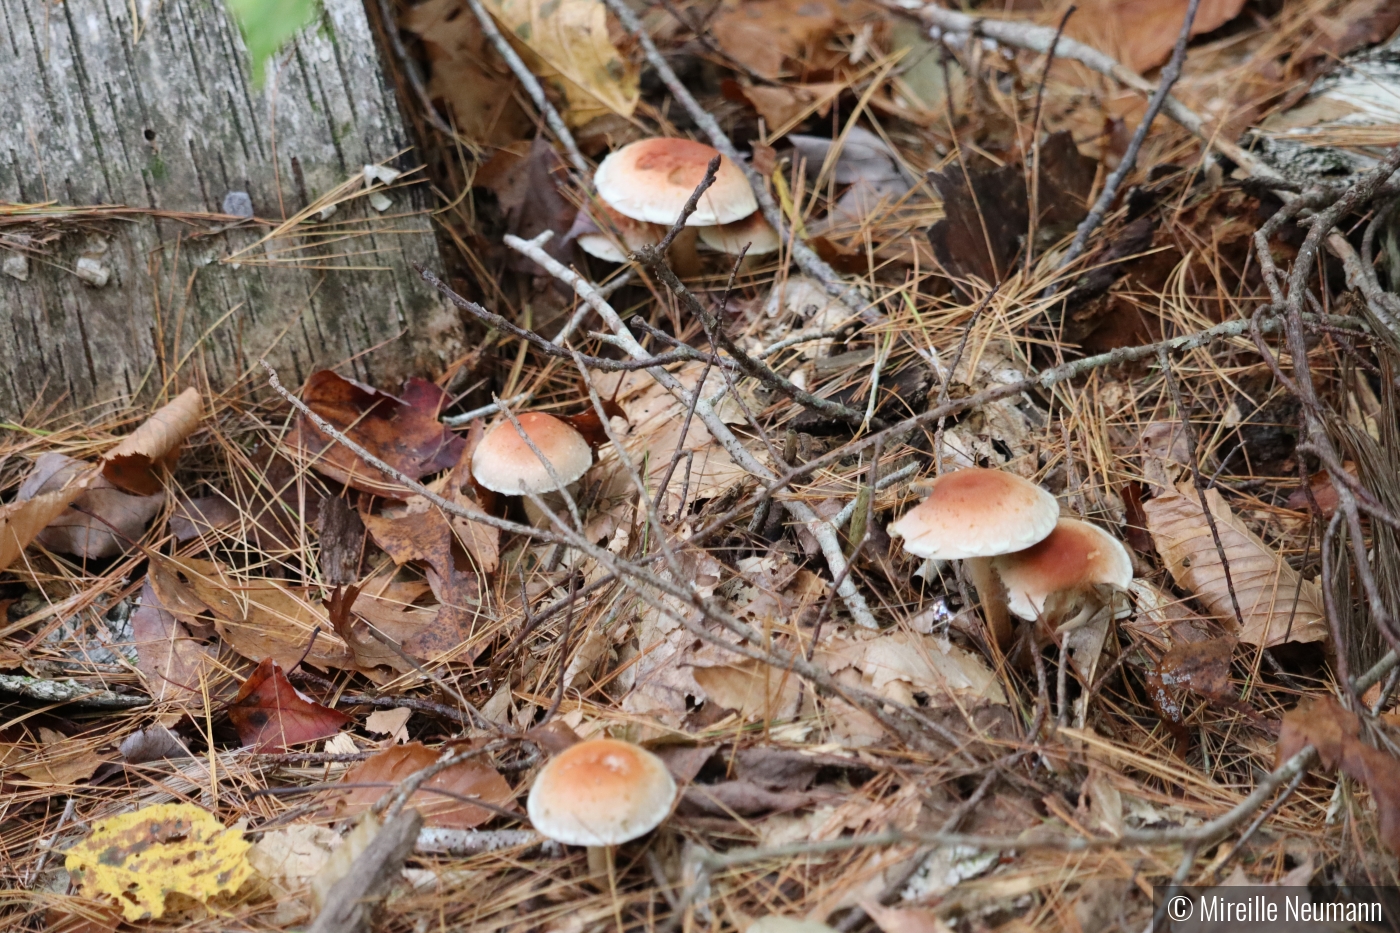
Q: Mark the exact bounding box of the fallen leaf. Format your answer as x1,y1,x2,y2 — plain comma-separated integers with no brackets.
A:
7,729,112,785
926,158,1028,290
360,503,484,659
325,583,410,676
17,453,162,559
0,460,98,570
310,811,379,914
366,707,413,744
711,0,845,79
291,370,464,499
334,741,514,828
862,900,953,933
480,0,639,124
169,494,241,543
227,658,351,752
129,579,217,706
1071,0,1247,73
65,802,253,921
150,555,356,671
590,362,751,516
476,138,580,269
1286,465,1356,518
1143,483,1328,647
738,82,842,133
119,724,185,764
102,387,202,495
402,0,533,146
679,780,836,817
249,823,340,924
1277,694,1400,852
1156,636,1236,701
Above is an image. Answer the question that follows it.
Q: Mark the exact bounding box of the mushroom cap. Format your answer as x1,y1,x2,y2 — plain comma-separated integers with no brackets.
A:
577,202,667,263
472,412,592,495
595,138,758,227
990,517,1134,621
698,211,781,256
526,737,677,847
888,467,1059,560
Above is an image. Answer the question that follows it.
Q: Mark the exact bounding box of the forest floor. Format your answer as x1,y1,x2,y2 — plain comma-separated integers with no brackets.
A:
4,0,1400,930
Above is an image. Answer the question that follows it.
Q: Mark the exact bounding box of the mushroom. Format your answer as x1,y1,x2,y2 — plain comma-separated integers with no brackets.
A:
527,737,677,877
888,467,1059,649
594,138,758,227
698,211,781,257
576,201,667,263
990,516,1133,622
471,412,592,496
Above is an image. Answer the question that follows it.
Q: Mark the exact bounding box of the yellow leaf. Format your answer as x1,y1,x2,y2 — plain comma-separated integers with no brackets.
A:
65,802,253,921
480,0,639,124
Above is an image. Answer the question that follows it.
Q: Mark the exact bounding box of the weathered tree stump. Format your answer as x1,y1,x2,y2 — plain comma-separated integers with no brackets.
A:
0,0,462,419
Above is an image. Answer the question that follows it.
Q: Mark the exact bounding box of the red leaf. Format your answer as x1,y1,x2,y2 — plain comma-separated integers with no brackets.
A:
227,658,350,752
290,371,464,498
333,741,514,828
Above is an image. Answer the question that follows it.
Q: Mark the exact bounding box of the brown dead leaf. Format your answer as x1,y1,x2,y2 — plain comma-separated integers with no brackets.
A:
102,387,202,495
130,579,217,706
711,0,846,79
1286,464,1356,519
15,453,160,559
1071,0,1247,74
1143,483,1328,647
324,583,409,676
1157,636,1236,701
737,82,841,133
8,728,113,786
590,362,751,516
149,555,356,671
402,0,532,146
227,658,351,752
169,495,241,543
476,138,579,270
366,707,412,744
360,503,483,660
1,460,98,570
291,371,464,498
861,901,952,933
1277,694,1400,852
679,780,836,817
334,742,514,828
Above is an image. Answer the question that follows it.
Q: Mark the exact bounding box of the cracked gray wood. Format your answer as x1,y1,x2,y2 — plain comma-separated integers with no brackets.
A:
0,0,462,419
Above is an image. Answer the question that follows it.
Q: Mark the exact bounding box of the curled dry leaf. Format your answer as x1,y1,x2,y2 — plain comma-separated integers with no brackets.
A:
1277,694,1400,852
102,386,202,495
64,802,253,921
1143,483,1327,647
18,453,162,559
1070,0,1247,73
290,370,464,498
0,460,97,570
226,658,351,752
333,741,514,828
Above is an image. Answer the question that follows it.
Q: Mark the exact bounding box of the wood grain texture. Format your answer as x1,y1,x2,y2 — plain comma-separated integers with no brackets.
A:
0,0,462,419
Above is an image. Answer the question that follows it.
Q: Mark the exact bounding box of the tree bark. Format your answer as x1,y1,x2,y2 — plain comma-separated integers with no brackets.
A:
0,0,462,419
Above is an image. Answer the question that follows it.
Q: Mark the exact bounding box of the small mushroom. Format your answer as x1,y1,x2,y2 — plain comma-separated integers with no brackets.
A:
990,516,1133,622
594,138,758,227
526,737,677,877
888,467,1059,648
471,412,592,496
576,201,667,263
698,211,781,257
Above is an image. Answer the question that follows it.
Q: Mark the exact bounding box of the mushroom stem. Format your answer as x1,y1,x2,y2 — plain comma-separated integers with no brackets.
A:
586,844,614,878
966,556,1013,651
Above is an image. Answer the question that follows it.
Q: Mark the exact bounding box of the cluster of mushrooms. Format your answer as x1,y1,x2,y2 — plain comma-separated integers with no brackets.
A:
889,467,1133,649
574,137,780,263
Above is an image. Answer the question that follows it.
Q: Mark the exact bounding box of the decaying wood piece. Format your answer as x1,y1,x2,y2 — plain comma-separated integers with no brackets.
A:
0,0,462,419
